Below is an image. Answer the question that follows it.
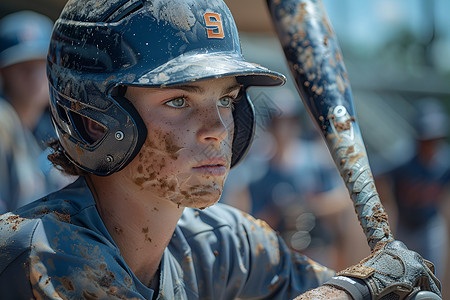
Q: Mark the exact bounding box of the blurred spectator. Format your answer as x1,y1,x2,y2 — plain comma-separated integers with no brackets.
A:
222,88,369,269
376,98,450,282
0,11,74,213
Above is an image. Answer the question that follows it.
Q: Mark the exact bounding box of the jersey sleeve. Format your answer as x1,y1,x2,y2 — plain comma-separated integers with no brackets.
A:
0,215,36,299
0,212,152,300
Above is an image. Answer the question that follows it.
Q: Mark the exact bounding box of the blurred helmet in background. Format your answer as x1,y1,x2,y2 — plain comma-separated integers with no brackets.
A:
0,10,53,68
414,98,448,141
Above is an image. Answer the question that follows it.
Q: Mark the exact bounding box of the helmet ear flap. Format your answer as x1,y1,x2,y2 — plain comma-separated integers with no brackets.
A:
231,90,255,168
108,86,148,173
49,84,148,176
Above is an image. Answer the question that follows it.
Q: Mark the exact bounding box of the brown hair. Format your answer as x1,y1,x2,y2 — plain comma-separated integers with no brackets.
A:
47,139,87,177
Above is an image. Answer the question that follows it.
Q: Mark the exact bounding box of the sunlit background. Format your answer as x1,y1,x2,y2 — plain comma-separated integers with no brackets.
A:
1,0,448,174
227,0,450,175
1,0,449,296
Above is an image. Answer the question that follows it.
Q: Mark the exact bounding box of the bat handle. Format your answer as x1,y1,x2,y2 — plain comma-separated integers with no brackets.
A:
325,105,394,250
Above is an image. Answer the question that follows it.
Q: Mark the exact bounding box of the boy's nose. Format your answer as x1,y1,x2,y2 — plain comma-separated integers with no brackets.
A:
196,105,233,145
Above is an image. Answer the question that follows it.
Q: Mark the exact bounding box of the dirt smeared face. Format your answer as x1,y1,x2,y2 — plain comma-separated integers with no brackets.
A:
122,77,240,209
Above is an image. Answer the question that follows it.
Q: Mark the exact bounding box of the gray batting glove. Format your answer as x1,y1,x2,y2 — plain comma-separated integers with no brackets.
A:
324,240,442,300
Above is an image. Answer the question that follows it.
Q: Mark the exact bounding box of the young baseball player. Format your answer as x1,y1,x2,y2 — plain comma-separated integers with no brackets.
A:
0,0,441,299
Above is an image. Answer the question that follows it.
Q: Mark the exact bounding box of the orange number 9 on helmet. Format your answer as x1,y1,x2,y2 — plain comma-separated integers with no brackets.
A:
204,13,224,39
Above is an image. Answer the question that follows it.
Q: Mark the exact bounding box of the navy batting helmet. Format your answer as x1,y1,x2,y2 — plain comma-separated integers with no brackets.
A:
47,0,286,175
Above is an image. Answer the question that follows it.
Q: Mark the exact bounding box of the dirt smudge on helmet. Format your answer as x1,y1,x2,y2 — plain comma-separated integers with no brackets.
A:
148,0,196,31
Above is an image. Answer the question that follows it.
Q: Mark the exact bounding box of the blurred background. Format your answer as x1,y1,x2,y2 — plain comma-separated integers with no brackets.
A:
1,0,449,172
1,0,449,297
228,0,450,173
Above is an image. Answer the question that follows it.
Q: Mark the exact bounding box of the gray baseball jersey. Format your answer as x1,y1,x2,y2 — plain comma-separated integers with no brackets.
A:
0,178,334,299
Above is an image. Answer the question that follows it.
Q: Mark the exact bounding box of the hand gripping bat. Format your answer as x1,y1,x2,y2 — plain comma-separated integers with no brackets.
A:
266,1,441,299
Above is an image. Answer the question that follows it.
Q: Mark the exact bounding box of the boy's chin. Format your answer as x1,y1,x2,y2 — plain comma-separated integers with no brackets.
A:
176,193,222,210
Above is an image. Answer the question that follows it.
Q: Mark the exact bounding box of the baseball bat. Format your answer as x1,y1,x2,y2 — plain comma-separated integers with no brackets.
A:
266,0,392,251
266,2,441,299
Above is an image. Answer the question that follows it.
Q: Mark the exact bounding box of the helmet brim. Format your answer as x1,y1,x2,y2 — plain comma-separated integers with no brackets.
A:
132,51,286,88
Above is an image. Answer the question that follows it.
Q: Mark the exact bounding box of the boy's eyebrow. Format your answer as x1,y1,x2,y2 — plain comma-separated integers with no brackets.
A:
167,83,242,94
169,84,204,93
223,83,242,94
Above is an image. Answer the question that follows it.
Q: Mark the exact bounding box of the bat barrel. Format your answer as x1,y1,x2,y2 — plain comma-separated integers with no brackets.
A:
267,0,352,132
266,0,394,250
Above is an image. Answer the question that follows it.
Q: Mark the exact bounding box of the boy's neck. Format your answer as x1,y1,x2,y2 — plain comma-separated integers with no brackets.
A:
85,175,184,288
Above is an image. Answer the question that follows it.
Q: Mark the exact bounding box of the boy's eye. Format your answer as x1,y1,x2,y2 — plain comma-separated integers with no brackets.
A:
165,97,186,108
218,97,233,108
